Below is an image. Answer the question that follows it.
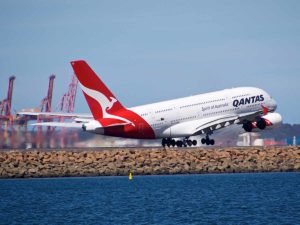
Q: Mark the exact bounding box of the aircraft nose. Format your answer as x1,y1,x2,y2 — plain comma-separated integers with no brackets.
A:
266,98,277,111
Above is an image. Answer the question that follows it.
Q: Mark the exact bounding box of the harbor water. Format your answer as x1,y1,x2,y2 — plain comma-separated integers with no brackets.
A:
1,173,300,224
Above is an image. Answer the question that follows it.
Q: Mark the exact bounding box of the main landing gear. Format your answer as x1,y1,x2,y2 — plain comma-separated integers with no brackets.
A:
201,135,215,146
162,138,197,148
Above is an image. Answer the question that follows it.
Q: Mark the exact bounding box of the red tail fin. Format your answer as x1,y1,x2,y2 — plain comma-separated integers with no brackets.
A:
71,60,125,119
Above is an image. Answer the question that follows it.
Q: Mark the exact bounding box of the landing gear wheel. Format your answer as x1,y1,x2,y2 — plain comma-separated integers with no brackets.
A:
201,135,215,146
205,137,210,145
162,138,177,148
176,141,183,147
171,139,176,147
162,138,166,147
187,140,192,147
192,140,197,146
257,118,266,130
243,121,253,132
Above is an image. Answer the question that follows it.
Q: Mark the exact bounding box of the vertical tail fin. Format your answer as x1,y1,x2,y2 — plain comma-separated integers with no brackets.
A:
71,60,125,119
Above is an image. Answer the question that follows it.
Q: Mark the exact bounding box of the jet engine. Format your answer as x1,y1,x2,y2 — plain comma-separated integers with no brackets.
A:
243,112,282,132
260,112,282,128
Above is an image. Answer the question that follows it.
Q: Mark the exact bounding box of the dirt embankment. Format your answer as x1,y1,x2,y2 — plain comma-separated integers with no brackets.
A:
0,147,300,178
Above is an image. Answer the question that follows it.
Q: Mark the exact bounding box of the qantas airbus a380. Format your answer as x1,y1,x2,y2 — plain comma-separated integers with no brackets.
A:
18,60,282,147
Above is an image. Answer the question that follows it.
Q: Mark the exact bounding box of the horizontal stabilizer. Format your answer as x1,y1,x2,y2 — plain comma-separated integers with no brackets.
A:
17,111,92,119
31,122,83,128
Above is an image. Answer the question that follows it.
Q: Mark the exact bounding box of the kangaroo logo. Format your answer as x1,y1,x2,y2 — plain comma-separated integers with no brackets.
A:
79,83,134,126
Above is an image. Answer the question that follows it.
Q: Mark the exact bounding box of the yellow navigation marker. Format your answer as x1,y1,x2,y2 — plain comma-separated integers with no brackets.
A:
129,172,133,180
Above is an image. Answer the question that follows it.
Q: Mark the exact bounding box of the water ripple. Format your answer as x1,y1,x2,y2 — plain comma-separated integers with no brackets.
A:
0,173,300,225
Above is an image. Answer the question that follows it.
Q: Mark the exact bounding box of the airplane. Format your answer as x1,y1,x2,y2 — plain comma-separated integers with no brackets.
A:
18,60,282,147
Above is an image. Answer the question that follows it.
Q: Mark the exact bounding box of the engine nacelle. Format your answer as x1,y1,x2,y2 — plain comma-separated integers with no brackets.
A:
260,112,283,128
243,112,282,132
253,112,282,130
82,120,104,134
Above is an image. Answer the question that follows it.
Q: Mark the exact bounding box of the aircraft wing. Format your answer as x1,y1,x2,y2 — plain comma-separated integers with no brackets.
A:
192,111,261,136
166,111,261,137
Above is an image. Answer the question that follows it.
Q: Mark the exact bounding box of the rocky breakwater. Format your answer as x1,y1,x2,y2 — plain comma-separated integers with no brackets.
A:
0,147,300,178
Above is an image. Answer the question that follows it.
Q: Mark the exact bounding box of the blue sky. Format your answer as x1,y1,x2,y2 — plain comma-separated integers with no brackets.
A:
0,0,299,123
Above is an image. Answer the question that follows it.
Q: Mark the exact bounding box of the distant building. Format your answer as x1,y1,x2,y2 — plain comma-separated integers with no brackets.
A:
237,133,286,146
237,133,263,146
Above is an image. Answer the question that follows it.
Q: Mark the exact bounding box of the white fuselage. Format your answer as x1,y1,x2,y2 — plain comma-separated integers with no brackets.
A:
131,87,271,138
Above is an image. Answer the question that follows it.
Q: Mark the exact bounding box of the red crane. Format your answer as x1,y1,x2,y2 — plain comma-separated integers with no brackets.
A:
57,74,78,113
0,76,16,122
0,76,16,148
40,75,55,112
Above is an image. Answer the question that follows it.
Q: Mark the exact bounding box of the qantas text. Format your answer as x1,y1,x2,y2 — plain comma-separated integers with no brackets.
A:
233,95,264,107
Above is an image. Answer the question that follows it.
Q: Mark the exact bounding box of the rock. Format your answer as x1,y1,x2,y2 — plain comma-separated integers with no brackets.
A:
294,163,300,170
84,158,93,165
0,147,299,178
28,168,37,174
0,167,5,176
